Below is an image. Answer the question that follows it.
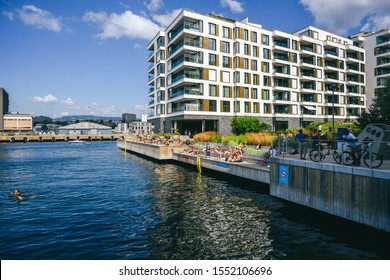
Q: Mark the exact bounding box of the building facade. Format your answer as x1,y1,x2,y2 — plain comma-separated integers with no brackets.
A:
3,113,33,132
58,122,112,135
352,29,390,109
0,88,10,131
146,10,366,135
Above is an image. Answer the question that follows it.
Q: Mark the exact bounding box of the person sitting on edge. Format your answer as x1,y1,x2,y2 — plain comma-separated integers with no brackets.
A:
11,189,22,201
295,129,308,160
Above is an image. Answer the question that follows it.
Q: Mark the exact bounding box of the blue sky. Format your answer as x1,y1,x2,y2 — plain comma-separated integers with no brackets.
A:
1,0,389,118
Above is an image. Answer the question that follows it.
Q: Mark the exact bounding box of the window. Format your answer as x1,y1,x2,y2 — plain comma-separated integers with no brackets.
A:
253,102,258,113
253,74,259,85
252,88,258,99
209,100,217,112
209,38,216,51
223,86,230,97
209,85,217,96
234,71,240,83
253,46,258,57
222,56,230,68
244,44,250,55
222,101,230,112
222,26,230,38
244,29,249,40
263,48,270,59
244,87,249,98
234,101,240,112
244,58,249,69
233,27,239,39
222,41,230,53
252,31,257,43
251,60,258,71
233,57,239,68
263,89,270,100
209,53,217,66
292,40,297,50
209,23,216,35
244,73,250,84
234,42,240,54
264,103,270,113
234,86,240,97
245,102,250,113
262,34,269,46
263,76,270,86
262,62,269,73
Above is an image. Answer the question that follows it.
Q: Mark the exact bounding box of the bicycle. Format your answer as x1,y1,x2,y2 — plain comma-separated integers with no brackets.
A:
309,143,342,164
341,143,383,168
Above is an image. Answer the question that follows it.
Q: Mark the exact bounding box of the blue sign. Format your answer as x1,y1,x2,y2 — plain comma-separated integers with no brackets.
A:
279,165,288,185
217,162,229,168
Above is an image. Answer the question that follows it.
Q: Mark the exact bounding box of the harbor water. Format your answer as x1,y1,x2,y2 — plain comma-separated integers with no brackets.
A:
0,141,388,260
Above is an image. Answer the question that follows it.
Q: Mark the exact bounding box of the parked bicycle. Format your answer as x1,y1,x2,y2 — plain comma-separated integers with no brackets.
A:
309,144,342,164
341,143,383,168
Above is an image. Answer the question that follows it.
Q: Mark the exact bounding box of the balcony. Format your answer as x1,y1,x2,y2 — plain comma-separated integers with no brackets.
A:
169,21,201,43
170,38,202,56
324,49,338,57
172,102,203,112
171,53,203,70
300,45,314,53
169,86,203,99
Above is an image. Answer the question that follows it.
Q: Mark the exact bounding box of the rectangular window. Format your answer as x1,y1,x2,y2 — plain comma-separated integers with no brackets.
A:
244,58,249,69
234,101,240,112
244,73,250,84
263,48,270,59
209,23,216,35
223,56,230,68
234,86,240,97
244,87,249,98
252,46,258,57
209,85,217,96
252,88,258,99
223,86,230,97
244,43,249,55
245,102,250,113
252,31,257,43
209,100,217,112
222,41,230,53
233,27,239,39
209,53,217,66
234,42,240,54
253,74,259,85
209,38,216,51
263,76,270,86
222,101,230,112
233,57,239,68
253,102,258,113
292,40,297,50
264,103,270,113
233,71,240,83
244,29,249,40
222,26,230,38
262,62,269,73
262,34,269,46
251,60,258,71
263,89,270,100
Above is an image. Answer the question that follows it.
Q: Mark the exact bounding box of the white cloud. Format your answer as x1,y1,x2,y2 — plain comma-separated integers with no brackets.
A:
2,11,14,20
61,98,80,109
133,43,142,49
151,9,182,27
300,0,390,35
30,94,58,104
145,0,164,12
83,10,161,40
16,5,62,32
52,112,71,118
134,104,149,115
220,0,244,14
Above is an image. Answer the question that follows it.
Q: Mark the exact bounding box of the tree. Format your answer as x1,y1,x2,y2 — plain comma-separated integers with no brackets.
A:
358,78,390,127
231,116,261,135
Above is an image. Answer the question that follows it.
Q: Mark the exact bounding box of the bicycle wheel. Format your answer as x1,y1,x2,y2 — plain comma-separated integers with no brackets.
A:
332,150,342,164
341,151,354,166
309,150,323,162
363,152,383,168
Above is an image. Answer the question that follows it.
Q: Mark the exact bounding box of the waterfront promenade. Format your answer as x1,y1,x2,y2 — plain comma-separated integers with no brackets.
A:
117,139,390,233
0,134,122,142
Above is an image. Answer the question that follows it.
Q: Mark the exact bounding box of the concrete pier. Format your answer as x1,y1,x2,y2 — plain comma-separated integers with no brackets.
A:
117,139,390,232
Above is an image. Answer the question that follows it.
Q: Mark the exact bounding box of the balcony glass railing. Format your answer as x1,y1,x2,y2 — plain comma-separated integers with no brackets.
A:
169,87,203,99
274,54,289,61
301,58,315,65
169,21,201,42
325,50,338,56
377,36,390,45
172,103,203,112
149,87,155,93
301,45,314,52
347,54,358,59
274,41,289,48
301,84,315,90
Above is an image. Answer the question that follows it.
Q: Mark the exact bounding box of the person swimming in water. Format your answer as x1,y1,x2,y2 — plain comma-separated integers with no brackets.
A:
11,189,22,201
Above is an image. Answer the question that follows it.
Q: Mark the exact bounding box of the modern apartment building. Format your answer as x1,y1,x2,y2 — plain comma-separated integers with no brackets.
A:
0,87,10,131
352,29,390,108
147,10,366,135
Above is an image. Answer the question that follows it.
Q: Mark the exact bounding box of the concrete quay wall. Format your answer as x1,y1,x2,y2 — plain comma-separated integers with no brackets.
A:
271,158,390,232
117,140,390,232
1,134,121,142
